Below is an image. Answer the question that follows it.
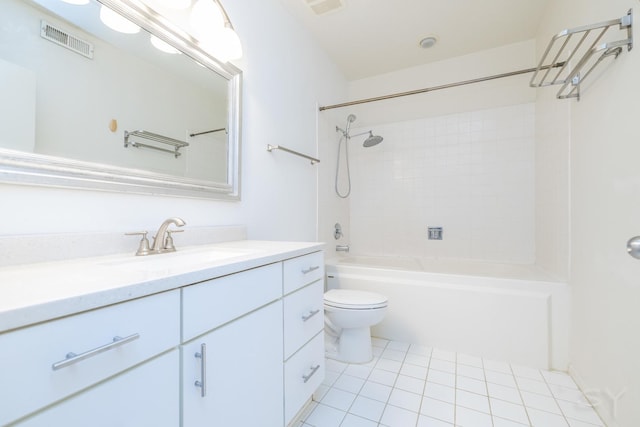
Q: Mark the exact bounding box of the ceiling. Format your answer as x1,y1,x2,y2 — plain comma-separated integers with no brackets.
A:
277,0,551,80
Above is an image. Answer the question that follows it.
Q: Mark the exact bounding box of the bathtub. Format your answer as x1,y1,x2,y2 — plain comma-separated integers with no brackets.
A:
325,256,570,370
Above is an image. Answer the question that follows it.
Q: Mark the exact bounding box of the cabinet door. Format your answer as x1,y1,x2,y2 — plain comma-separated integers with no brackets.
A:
16,350,179,427
182,300,284,427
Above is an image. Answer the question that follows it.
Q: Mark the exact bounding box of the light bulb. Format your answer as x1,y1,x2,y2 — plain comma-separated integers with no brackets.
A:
143,0,192,10
150,35,181,54
99,5,140,34
219,26,242,61
190,0,224,40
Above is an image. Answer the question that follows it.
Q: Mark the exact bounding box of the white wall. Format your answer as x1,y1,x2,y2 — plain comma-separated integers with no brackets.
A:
0,0,346,244
536,1,640,426
321,41,538,263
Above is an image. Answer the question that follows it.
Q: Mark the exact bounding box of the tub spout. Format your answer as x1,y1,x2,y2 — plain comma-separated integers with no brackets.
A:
336,244,350,253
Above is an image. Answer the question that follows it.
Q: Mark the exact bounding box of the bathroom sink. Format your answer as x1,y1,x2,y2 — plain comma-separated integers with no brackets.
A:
101,246,257,272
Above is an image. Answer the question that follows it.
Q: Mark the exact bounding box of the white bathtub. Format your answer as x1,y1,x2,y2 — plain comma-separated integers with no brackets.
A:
325,256,570,370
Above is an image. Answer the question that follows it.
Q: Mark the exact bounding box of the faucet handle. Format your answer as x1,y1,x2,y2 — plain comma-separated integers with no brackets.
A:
125,231,151,256
164,229,184,251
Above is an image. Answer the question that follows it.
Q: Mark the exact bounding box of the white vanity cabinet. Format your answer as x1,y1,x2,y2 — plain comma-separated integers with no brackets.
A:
282,252,326,425
0,289,180,426
181,263,285,427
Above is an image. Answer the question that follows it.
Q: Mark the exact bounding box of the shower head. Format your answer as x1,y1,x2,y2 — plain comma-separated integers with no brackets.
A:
345,114,357,135
363,132,383,147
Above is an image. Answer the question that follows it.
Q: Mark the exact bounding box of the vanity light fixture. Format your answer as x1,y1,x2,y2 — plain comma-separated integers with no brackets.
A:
189,0,242,62
147,0,192,10
99,4,141,34
150,35,181,54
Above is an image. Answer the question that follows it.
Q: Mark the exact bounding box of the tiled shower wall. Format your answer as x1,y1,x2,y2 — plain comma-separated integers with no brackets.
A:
348,103,535,264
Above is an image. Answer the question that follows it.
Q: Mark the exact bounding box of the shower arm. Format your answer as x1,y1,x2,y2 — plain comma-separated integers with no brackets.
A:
335,127,372,139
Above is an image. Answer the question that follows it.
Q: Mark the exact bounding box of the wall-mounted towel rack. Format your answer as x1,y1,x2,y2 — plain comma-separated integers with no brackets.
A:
267,144,320,165
124,130,189,158
531,10,633,100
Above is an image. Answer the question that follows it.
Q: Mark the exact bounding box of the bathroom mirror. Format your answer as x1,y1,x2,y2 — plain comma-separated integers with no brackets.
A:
0,0,242,199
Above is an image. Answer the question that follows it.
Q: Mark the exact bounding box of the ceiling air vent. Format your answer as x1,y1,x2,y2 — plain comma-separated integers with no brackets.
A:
40,21,94,59
305,0,344,15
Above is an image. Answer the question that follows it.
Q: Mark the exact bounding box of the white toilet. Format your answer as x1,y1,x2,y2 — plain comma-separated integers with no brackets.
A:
324,289,388,363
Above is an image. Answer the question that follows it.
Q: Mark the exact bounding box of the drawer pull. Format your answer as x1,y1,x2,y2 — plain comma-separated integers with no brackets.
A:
194,343,207,397
301,309,321,322
301,266,320,275
302,364,321,383
52,333,140,371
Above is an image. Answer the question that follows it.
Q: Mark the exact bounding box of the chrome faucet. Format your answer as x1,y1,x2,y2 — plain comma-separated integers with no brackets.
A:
151,217,186,253
336,244,350,253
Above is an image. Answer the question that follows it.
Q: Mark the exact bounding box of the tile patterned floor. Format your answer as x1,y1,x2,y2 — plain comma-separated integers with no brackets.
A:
296,338,605,427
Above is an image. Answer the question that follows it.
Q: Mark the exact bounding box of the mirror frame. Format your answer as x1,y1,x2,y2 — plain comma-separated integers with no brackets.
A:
0,0,242,200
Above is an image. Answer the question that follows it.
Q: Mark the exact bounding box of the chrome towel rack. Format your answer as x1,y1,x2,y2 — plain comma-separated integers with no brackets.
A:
124,130,189,158
267,144,320,165
531,9,633,100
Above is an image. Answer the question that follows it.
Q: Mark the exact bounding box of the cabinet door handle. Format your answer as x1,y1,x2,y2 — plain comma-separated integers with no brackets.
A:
194,343,207,397
301,266,320,274
302,364,321,383
51,333,140,371
301,309,321,322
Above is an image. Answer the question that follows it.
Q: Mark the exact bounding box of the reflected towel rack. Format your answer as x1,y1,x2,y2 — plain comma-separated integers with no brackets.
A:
124,130,189,158
189,127,227,137
531,10,633,100
267,144,320,165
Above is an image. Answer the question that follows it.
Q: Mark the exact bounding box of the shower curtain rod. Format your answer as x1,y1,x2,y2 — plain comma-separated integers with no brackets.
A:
318,62,565,111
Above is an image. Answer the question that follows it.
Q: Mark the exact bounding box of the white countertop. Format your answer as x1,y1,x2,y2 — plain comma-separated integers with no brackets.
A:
0,240,324,333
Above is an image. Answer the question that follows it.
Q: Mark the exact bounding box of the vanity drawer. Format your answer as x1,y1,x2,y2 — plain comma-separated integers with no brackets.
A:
0,290,180,426
284,331,325,425
283,280,324,359
182,263,282,341
283,251,324,294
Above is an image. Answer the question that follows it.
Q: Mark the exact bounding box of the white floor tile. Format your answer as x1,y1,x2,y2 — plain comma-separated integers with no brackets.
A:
388,388,422,412
429,358,457,374
372,337,390,348
512,365,544,381
541,371,579,389
344,364,374,379
485,370,518,388
423,381,455,404
349,395,385,422
313,384,330,401
516,377,551,395
484,359,512,374
381,348,407,362
360,381,393,402
368,368,398,387
377,358,403,373
372,346,384,357
566,417,606,427
427,369,456,387
490,398,530,425
432,349,456,362
380,404,419,427
548,384,591,404
556,400,604,425
400,362,428,379
333,374,366,394
387,341,411,352
395,374,426,394
417,415,454,426
492,415,530,426
455,406,493,427
527,407,570,427
321,387,357,411
457,375,488,395
521,390,562,414
419,397,455,423
304,403,346,427
409,344,432,356
340,413,378,427
487,382,522,404
456,389,490,413
323,369,341,387
457,364,485,381
405,353,430,367
326,358,349,374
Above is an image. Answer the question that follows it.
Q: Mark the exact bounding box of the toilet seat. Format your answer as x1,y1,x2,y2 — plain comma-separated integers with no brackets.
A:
324,289,388,310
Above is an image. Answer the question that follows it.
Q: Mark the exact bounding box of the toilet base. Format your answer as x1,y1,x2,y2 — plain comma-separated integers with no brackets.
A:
325,326,373,364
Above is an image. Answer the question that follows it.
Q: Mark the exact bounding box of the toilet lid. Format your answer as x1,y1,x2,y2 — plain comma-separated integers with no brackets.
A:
324,289,388,309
